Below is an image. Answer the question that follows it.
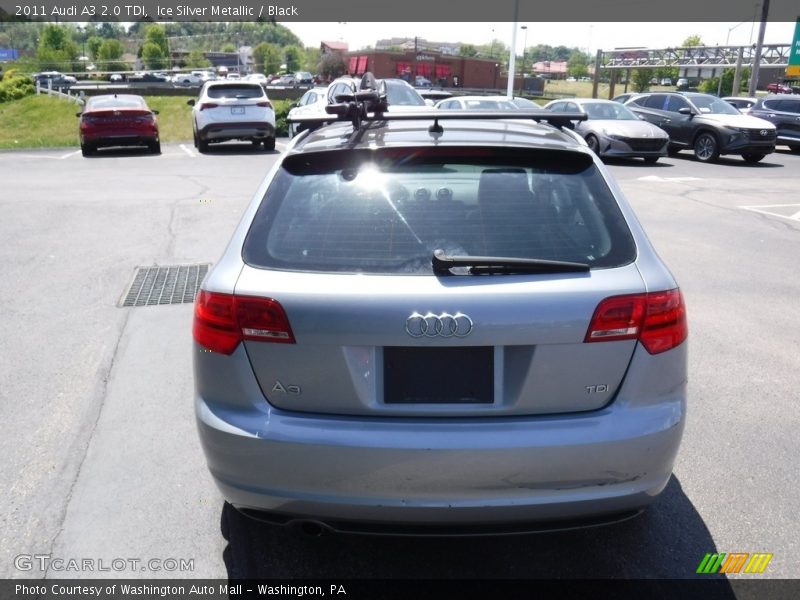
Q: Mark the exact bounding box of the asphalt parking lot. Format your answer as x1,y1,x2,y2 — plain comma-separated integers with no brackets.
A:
1,142,799,582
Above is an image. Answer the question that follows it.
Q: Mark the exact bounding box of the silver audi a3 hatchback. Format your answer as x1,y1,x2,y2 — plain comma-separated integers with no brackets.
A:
194,84,688,533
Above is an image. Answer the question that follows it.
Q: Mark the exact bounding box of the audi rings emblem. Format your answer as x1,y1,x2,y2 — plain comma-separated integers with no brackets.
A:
405,312,473,338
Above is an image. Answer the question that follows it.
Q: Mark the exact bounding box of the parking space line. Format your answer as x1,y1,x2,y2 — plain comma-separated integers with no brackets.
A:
59,150,81,160
635,176,703,182
179,144,197,158
740,203,800,222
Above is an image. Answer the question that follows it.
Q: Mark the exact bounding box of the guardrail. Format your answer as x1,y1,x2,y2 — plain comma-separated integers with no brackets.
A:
36,82,85,105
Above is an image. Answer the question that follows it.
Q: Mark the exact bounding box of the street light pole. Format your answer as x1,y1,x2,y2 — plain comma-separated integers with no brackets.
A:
506,0,520,98
520,25,528,93
717,20,751,96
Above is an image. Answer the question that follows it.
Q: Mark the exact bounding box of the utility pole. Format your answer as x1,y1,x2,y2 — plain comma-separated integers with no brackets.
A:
748,0,770,96
413,36,418,86
506,0,519,98
519,25,528,94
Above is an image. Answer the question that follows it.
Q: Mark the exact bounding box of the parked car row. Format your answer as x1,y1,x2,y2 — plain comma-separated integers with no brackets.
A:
608,91,796,162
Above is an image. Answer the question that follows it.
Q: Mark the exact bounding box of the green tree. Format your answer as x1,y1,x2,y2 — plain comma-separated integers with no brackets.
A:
97,39,126,71
655,67,679,81
86,36,104,60
253,42,282,74
567,50,589,78
283,45,304,72
143,24,169,56
303,46,321,72
37,25,79,70
185,49,211,69
141,42,167,70
317,52,346,81
220,43,236,53
682,35,703,47
459,44,478,57
632,68,655,92
632,69,655,92
699,67,751,96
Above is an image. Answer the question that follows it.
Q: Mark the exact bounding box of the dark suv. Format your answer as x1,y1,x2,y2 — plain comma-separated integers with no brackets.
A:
625,92,776,163
748,94,800,152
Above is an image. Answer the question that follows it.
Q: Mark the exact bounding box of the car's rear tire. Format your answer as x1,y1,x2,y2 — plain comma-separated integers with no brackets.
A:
693,132,720,162
80,143,95,157
585,134,600,154
197,136,209,153
263,137,276,152
741,153,765,163
643,156,659,164
149,140,161,155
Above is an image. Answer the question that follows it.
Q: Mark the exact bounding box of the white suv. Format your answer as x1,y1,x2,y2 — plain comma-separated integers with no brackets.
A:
189,80,276,152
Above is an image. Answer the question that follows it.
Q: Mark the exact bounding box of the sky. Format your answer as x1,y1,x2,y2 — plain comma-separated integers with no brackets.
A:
284,21,798,55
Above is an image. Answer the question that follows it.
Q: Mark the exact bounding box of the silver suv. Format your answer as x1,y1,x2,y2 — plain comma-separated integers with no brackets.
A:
194,77,688,534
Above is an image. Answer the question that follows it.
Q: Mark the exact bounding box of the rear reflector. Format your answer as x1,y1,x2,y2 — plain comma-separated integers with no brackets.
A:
193,291,295,355
585,289,687,354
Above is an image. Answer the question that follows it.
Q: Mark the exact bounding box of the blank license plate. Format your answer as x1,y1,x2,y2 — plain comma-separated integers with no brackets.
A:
231,106,245,115
384,347,494,404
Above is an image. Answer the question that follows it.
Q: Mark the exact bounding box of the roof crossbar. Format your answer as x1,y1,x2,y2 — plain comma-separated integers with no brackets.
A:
287,72,587,134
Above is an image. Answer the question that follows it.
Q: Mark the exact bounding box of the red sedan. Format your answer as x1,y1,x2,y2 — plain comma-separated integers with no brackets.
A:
78,94,160,156
766,82,793,94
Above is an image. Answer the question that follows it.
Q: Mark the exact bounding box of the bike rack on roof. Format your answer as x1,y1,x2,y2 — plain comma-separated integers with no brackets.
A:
287,72,588,134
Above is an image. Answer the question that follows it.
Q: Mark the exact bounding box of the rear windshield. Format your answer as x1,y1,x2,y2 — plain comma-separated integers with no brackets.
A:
86,96,147,110
243,147,636,274
385,81,426,106
207,85,264,99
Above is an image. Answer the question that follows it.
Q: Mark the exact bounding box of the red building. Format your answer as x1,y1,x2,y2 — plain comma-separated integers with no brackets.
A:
343,49,511,89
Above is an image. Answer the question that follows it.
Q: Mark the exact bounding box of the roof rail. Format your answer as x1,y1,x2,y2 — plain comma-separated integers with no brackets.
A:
288,72,587,134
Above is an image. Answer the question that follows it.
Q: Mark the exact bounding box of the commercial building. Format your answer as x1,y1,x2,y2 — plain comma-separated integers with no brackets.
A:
343,49,512,89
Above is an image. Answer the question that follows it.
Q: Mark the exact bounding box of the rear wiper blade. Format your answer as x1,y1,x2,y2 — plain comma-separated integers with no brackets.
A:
432,249,590,275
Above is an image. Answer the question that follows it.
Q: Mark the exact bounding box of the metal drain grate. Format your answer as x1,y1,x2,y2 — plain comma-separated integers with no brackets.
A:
121,264,209,307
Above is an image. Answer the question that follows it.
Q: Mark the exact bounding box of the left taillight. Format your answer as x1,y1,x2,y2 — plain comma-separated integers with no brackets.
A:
193,291,295,355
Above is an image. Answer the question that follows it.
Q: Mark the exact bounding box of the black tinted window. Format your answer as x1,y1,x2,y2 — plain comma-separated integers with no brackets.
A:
774,100,800,113
243,148,636,274
645,94,668,110
207,85,264,99
665,96,690,112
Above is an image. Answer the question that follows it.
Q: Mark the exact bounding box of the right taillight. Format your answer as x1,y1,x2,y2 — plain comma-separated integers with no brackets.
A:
585,289,687,355
193,291,295,355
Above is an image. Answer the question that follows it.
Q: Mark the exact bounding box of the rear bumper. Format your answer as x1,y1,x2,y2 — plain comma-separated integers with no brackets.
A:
195,344,687,527
82,134,158,148
197,121,275,142
81,127,158,147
